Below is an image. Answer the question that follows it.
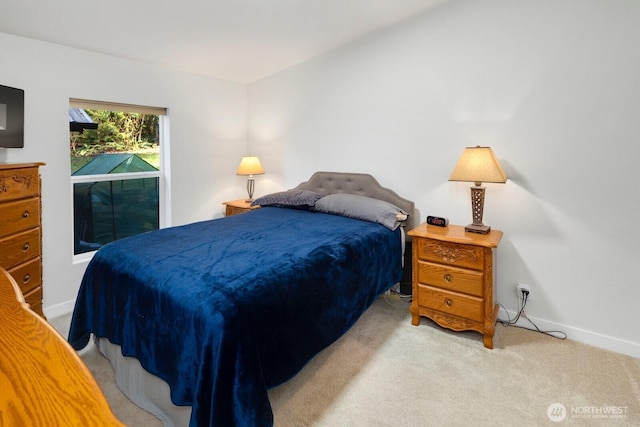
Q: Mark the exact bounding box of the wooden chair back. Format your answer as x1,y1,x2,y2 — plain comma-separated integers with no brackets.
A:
0,266,124,426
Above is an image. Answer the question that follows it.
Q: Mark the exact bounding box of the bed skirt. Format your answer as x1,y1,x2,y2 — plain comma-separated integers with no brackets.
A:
96,337,191,427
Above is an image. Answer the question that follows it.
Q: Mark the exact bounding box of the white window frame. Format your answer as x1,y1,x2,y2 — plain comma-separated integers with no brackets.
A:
70,100,170,263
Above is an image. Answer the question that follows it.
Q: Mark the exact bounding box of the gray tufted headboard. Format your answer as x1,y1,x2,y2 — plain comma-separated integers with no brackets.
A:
292,171,416,232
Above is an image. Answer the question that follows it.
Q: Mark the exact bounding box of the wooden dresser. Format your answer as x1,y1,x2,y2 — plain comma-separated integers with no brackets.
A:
408,223,502,349
0,162,45,318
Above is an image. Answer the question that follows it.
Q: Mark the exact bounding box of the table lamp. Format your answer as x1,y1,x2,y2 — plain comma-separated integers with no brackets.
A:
448,146,507,234
236,156,265,201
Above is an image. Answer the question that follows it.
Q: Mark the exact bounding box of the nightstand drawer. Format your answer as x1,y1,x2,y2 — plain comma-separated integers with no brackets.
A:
416,238,484,270
223,199,260,216
416,284,483,323
417,261,483,297
226,205,249,216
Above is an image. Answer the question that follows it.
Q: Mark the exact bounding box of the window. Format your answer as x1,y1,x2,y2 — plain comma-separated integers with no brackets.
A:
69,99,167,257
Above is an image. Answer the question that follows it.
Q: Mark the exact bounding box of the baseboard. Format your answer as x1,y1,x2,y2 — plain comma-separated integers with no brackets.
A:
44,298,76,319
498,307,639,359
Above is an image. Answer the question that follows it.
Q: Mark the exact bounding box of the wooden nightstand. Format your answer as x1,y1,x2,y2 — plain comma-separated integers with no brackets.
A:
407,223,502,349
223,199,260,216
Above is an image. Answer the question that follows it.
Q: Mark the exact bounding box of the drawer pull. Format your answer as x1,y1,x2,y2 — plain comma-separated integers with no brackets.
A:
444,273,453,282
23,274,30,284
445,298,453,307
23,243,30,252
23,210,30,219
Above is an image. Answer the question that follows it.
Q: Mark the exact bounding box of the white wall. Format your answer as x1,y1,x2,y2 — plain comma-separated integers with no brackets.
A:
2,0,638,358
248,0,640,357
0,33,248,317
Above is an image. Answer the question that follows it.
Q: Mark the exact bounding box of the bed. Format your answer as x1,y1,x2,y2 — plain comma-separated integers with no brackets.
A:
68,171,415,427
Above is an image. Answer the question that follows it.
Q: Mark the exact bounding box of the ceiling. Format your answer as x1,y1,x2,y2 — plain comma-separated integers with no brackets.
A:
0,0,444,84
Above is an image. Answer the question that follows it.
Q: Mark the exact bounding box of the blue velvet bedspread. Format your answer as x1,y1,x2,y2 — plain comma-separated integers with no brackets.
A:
68,207,403,426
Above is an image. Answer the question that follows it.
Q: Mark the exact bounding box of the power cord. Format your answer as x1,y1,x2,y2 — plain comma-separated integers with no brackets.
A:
498,290,567,340
382,285,412,307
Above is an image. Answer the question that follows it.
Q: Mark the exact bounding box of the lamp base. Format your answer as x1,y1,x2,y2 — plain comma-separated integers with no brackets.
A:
246,177,255,202
465,223,491,234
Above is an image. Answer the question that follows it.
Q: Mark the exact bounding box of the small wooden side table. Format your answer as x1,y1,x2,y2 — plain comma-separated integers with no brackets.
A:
407,223,503,349
223,199,260,216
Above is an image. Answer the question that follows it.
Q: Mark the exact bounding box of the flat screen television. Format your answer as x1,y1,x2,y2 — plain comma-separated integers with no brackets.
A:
0,84,25,148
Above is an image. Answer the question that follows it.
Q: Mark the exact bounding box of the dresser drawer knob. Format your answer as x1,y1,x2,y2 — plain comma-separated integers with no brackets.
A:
23,274,30,284
23,210,30,219
444,274,453,283
445,298,453,307
23,242,30,252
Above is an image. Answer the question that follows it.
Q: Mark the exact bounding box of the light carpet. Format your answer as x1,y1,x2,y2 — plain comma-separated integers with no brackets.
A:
51,297,640,426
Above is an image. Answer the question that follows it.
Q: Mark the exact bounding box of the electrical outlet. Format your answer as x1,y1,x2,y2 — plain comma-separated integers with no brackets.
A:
516,283,531,301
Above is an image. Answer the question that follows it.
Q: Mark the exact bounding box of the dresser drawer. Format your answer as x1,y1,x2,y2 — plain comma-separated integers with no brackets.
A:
0,166,40,202
416,284,483,323
0,197,40,237
0,228,41,270
8,257,42,295
24,285,43,315
417,261,483,297
416,238,484,270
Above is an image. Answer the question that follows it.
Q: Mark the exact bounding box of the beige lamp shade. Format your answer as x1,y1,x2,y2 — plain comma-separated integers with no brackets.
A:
448,146,507,185
449,146,506,234
236,156,265,176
